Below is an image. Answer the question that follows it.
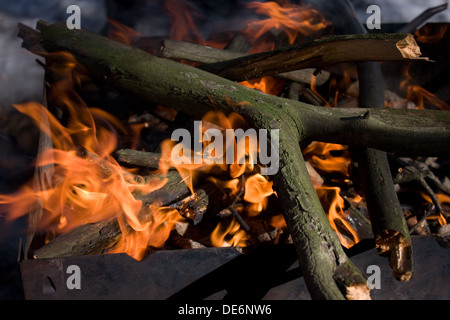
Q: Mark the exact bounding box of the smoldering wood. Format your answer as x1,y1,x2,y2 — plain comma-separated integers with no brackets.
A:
33,171,190,259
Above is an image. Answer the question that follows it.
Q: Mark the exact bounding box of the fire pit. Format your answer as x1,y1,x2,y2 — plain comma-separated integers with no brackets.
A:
0,0,449,301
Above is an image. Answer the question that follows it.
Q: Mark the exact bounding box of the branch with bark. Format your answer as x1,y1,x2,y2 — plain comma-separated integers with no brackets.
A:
18,21,450,300
340,0,413,281
158,39,330,86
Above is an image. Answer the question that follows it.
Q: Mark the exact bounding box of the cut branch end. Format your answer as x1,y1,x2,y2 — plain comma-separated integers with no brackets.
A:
396,34,429,60
376,230,413,282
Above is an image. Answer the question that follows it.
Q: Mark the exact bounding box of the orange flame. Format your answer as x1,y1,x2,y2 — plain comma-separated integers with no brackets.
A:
316,186,360,248
270,213,287,229
244,1,329,47
107,19,143,45
110,207,183,259
310,75,332,107
238,1,328,96
164,0,205,43
244,173,275,216
404,85,450,110
302,141,363,247
159,110,262,188
302,142,350,177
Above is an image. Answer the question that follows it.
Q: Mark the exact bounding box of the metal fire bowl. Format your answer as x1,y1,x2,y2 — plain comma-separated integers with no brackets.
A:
19,236,450,300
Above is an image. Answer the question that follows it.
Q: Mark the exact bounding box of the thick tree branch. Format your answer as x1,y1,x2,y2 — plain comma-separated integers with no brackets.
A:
200,33,428,81
159,39,330,86
296,106,450,156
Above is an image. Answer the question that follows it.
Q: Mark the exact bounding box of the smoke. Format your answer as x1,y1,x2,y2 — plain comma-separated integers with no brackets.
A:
0,0,106,107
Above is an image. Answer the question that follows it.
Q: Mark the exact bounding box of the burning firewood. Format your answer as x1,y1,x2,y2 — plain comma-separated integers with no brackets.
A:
32,170,209,259
16,19,450,300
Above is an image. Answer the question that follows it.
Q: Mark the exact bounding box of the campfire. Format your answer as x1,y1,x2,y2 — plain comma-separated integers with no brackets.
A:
1,0,449,300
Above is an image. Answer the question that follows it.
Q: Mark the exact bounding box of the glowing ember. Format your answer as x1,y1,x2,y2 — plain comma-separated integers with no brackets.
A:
107,19,143,46
244,173,275,217
211,217,250,248
421,193,449,226
239,76,286,96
